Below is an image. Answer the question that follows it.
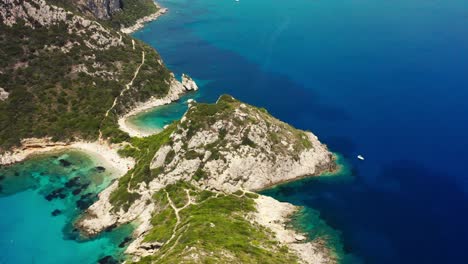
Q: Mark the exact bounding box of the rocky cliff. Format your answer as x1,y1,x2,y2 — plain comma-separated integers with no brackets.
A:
84,0,122,19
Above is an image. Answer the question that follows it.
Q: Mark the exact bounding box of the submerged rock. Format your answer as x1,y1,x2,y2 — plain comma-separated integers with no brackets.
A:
97,256,119,264
45,187,66,201
95,166,106,173
59,159,72,167
76,193,96,210
72,188,82,196
118,236,132,248
65,176,80,188
104,223,118,233
51,209,62,216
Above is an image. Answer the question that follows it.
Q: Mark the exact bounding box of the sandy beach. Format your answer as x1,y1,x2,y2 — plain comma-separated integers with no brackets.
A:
0,138,135,177
118,75,191,137
118,113,161,138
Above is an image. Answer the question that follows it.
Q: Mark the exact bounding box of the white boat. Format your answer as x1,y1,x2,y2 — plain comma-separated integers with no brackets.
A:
357,155,365,160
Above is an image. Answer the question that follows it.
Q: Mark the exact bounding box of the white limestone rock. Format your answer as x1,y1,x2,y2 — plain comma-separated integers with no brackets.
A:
181,73,198,91
0,87,9,101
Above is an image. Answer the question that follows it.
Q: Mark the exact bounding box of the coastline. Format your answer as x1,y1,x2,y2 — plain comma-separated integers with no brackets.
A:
253,195,335,264
118,74,198,137
0,2,341,263
120,2,168,34
253,152,342,192
119,116,160,138
0,138,135,177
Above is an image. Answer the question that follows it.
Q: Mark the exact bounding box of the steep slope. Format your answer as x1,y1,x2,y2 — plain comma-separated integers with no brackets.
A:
0,0,183,150
76,95,338,263
49,0,159,29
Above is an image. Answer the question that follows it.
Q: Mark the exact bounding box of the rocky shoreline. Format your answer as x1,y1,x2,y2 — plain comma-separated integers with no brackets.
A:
120,2,168,34
118,73,198,137
253,195,335,264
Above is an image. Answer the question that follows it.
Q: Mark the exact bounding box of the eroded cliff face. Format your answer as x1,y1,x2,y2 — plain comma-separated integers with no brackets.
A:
0,0,123,49
84,0,122,19
150,95,335,192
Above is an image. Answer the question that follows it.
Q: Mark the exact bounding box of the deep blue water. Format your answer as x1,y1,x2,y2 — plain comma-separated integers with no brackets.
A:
132,0,468,262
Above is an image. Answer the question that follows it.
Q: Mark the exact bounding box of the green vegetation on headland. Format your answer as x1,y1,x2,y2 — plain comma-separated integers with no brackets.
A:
179,95,316,159
110,123,177,211
134,181,299,264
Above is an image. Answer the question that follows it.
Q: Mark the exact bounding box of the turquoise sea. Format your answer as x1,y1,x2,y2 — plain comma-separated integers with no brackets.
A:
1,0,468,263
0,152,132,263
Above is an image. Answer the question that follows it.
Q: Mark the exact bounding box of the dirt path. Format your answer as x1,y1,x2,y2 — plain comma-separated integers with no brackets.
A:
105,51,146,118
99,50,146,141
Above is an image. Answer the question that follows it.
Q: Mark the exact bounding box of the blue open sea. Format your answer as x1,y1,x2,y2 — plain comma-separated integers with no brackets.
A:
1,0,468,263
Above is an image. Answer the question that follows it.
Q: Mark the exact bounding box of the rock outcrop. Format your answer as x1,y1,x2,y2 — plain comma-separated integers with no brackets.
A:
0,0,123,50
253,195,334,264
149,95,336,192
0,87,8,101
84,0,122,20
181,73,199,91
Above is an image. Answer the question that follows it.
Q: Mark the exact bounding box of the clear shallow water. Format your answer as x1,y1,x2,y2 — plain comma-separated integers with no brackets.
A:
0,152,132,264
127,91,201,133
133,0,468,262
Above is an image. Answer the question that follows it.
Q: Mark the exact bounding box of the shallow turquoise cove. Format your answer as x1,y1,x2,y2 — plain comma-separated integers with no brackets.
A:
0,151,132,264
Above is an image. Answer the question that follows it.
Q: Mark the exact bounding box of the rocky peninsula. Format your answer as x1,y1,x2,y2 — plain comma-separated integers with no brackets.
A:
76,95,338,263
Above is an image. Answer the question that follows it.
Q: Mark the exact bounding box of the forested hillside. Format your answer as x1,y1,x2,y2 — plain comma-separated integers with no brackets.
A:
0,0,170,150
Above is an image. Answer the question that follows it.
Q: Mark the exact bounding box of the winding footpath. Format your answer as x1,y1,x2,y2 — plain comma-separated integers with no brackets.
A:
157,188,212,259
105,51,146,118
99,50,146,141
